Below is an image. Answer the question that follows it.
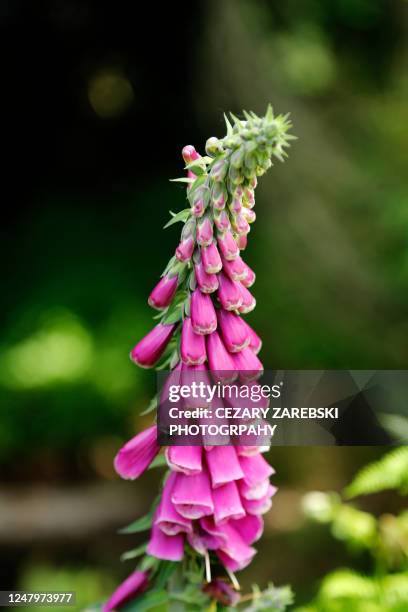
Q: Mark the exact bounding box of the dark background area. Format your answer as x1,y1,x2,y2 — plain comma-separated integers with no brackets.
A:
1,1,407,609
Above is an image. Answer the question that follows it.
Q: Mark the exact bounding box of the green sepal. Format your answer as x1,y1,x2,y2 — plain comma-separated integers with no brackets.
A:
120,543,147,562
163,208,191,229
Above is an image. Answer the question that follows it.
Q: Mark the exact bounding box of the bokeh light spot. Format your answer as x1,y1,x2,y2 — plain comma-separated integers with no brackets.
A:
88,68,134,118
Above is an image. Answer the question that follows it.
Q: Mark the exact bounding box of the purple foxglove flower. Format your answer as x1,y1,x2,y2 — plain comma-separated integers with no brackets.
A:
242,485,277,516
195,261,219,293
236,234,247,250
217,231,239,261
238,284,256,313
233,213,250,235
181,363,212,409
229,197,242,214
155,472,192,535
103,570,149,612
148,274,178,310
147,518,185,561
212,481,245,523
217,272,243,311
244,186,255,207
214,209,231,232
165,446,202,475
190,289,217,335
232,346,263,381
192,191,206,218
196,217,213,247
200,516,229,547
171,469,214,519
243,208,256,224
206,331,237,381
240,478,271,500
241,264,256,288
130,323,176,368
230,514,264,544
217,309,250,353
221,255,248,282
241,319,262,354
210,158,228,183
216,523,257,571
240,453,275,486
182,145,200,164
202,579,240,607
114,425,159,480
181,317,206,365
201,242,222,274
175,236,194,262
206,446,244,487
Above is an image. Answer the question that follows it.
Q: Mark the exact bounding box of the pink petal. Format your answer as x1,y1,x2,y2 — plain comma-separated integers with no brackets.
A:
114,425,159,480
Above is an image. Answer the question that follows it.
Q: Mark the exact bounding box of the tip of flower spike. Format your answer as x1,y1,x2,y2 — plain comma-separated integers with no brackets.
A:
182,145,200,164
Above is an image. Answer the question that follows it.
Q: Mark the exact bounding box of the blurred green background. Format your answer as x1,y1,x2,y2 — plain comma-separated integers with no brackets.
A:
1,0,407,609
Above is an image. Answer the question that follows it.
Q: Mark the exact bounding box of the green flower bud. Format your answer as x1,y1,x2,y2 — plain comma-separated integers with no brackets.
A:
206,137,224,157
210,158,228,182
230,146,245,169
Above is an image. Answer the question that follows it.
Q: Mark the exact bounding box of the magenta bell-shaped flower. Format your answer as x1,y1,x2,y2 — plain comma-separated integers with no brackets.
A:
212,481,245,524
232,346,263,381
181,317,206,365
182,144,200,164
233,213,250,236
155,472,192,535
206,331,237,381
236,234,247,250
241,264,256,288
176,236,194,262
130,323,176,368
114,425,159,480
216,523,257,571
165,446,203,475
195,261,219,293
190,289,217,335
201,242,222,274
148,274,178,310
103,570,149,612
222,255,248,282
171,468,214,519
196,217,213,247
230,514,264,545
206,446,244,487
147,516,185,561
238,284,256,314
217,272,243,311
217,309,250,353
214,209,231,232
217,230,239,261
241,319,262,354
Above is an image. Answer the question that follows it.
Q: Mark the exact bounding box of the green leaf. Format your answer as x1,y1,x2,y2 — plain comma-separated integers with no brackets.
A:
121,543,147,562
155,561,178,589
163,208,191,229
169,177,194,184
122,589,168,612
161,290,188,325
119,510,154,535
148,454,167,469
140,396,157,416
344,446,408,498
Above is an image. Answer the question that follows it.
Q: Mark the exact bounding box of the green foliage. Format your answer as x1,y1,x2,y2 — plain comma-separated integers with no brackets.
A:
299,447,408,612
345,447,408,498
242,583,294,611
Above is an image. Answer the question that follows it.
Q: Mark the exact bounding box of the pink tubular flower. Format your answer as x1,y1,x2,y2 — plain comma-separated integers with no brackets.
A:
114,425,159,480
238,284,256,314
206,331,236,380
197,217,213,247
217,230,239,261
147,519,185,561
216,523,256,571
217,309,250,353
181,317,206,365
242,485,277,516
236,234,247,250
229,197,242,214
182,145,200,164
214,209,231,232
230,514,264,544
212,481,245,523
171,469,214,519
241,264,256,288
222,255,247,282
175,236,194,262
103,570,149,612
148,274,178,310
233,346,264,381
241,319,262,354
233,213,250,236
155,472,192,535
195,261,219,293
206,446,244,487
201,242,222,274
130,323,176,368
217,272,243,311
190,289,217,335
165,446,202,475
